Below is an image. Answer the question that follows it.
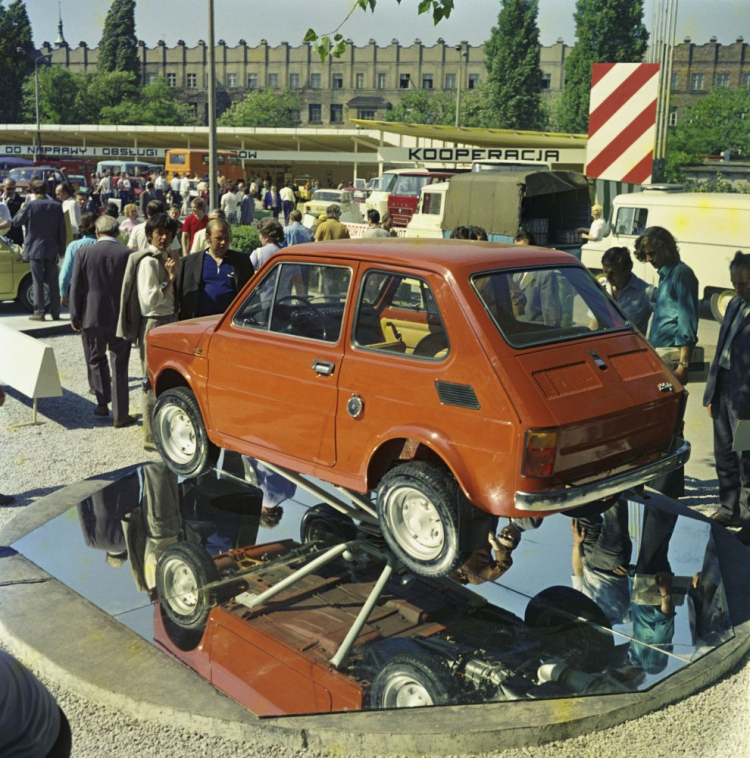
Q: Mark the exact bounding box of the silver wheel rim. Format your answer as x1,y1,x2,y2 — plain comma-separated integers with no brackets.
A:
381,673,435,708
158,403,197,464
383,485,444,561
717,290,734,319
161,556,199,617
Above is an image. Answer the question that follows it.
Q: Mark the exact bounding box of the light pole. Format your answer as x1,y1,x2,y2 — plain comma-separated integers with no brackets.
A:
454,42,469,129
206,0,218,210
17,48,52,154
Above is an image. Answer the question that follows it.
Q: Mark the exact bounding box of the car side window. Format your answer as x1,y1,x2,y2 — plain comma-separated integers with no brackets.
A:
615,207,648,236
354,270,449,360
233,265,280,330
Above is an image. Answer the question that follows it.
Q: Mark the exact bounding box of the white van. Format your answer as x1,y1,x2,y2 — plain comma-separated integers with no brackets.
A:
404,182,449,239
580,190,750,321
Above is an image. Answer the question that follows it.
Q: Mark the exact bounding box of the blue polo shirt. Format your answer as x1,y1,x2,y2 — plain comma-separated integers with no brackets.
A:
648,260,699,348
198,253,237,316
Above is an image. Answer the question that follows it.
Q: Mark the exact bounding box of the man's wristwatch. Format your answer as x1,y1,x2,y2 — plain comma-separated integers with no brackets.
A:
678,361,690,368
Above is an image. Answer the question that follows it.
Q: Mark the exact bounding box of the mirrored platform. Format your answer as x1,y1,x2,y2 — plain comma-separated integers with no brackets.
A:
12,457,734,718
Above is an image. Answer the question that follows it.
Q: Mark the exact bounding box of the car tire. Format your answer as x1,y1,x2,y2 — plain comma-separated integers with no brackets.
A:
525,585,614,671
710,290,734,323
153,386,219,478
370,652,457,709
376,461,468,577
300,503,358,547
17,274,50,313
155,542,219,632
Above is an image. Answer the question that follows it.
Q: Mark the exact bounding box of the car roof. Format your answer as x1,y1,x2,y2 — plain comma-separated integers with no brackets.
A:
278,239,580,276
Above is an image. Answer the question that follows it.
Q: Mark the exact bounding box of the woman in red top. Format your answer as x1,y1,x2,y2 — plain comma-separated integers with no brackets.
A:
181,197,208,256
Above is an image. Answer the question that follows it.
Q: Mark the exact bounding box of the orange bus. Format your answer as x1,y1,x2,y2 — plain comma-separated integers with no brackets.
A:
164,149,245,182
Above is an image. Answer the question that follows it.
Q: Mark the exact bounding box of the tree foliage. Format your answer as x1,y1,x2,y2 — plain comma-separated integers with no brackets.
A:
383,87,490,128
483,0,545,130
666,88,750,182
22,69,195,126
218,89,303,128
305,0,454,60
0,0,34,122
558,0,649,134
98,0,139,83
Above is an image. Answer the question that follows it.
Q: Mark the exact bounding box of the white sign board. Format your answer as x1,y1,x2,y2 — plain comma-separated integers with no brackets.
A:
0,323,62,401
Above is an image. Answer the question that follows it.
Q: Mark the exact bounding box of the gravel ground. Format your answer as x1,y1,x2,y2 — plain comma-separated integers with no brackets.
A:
1,330,749,758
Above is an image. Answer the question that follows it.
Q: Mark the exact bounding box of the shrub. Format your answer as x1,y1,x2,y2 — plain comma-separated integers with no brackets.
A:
230,224,261,254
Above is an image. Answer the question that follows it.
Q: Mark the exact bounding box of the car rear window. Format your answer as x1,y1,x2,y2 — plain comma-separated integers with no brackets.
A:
312,191,343,203
472,266,628,348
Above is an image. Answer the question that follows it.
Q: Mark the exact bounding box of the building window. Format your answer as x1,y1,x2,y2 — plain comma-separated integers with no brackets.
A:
444,73,456,90
289,73,300,89
399,73,411,89
690,73,704,90
332,73,344,89
166,73,177,88
268,73,279,89
716,73,730,87
145,72,158,85
668,107,678,126
310,73,322,89
187,73,197,88
309,103,322,122
377,72,386,89
541,73,551,90
248,73,258,89
330,104,344,123
358,109,375,120
468,74,480,90
670,72,678,90
227,73,237,88
355,72,364,89
422,74,433,90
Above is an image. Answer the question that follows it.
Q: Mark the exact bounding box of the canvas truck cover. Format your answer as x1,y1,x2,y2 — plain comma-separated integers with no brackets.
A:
442,171,589,237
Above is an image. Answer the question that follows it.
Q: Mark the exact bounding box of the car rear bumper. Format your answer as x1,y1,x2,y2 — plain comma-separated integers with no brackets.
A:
514,438,691,512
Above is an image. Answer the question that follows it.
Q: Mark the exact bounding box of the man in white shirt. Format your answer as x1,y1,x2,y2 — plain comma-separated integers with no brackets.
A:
179,172,191,213
220,186,239,225
279,182,296,225
56,183,81,238
169,173,182,209
128,199,180,254
154,172,167,202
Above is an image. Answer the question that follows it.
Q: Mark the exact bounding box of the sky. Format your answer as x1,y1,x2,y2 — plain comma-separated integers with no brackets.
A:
26,0,750,50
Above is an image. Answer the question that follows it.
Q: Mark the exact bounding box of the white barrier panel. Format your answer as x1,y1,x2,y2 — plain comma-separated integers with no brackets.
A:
0,323,62,423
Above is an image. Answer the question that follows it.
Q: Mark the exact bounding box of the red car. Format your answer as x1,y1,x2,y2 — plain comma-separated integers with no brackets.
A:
147,241,689,578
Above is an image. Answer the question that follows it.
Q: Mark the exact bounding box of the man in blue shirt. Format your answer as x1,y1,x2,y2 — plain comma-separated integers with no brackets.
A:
601,246,654,335
284,209,313,246
635,227,698,387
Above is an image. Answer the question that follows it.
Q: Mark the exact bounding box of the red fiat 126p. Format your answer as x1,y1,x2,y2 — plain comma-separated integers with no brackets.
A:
146,240,690,577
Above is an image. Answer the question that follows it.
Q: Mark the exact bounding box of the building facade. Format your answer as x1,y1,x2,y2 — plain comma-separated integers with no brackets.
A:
40,36,748,128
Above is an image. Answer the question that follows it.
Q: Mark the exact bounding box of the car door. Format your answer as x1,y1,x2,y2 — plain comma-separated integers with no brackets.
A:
205,257,356,467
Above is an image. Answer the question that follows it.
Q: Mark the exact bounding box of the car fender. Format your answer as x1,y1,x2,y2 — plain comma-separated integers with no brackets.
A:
151,353,210,418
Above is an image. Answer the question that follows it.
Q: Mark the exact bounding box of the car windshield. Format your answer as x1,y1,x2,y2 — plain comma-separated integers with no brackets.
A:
472,266,628,348
392,175,431,196
380,173,398,192
8,168,45,181
312,191,343,203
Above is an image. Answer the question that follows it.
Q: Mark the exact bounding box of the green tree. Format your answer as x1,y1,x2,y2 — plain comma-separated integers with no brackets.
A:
558,0,649,134
666,88,750,181
218,89,302,128
21,67,85,124
99,79,198,126
98,0,139,82
384,90,456,125
0,0,34,122
482,0,545,130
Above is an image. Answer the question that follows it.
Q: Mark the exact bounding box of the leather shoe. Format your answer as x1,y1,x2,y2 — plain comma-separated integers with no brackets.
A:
0,493,15,506
93,405,109,418
710,511,742,527
113,415,137,429
28,313,44,322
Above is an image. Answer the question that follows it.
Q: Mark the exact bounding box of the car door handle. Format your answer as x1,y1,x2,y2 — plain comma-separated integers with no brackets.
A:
312,360,335,376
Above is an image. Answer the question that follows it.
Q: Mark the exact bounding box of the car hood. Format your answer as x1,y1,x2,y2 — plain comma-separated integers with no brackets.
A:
147,315,221,355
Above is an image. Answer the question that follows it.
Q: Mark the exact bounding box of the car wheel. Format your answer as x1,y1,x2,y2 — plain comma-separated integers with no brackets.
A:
525,585,614,671
710,290,734,323
17,274,50,313
300,503,358,547
155,542,219,632
376,461,467,577
153,386,219,478
370,652,457,709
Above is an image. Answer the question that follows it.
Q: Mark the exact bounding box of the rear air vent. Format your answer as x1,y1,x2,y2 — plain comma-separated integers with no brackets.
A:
610,350,660,380
533,362,600,399
435,381,480,410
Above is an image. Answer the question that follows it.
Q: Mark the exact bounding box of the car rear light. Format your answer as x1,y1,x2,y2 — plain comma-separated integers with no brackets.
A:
522,429,559,478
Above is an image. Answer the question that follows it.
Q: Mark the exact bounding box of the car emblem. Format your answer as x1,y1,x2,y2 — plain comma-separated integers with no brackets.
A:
658,382,674,392
347,394,364,419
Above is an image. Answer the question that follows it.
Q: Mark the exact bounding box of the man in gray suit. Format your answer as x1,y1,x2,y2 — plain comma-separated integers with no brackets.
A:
70,215,135,427
704,251,750,542
12,179,65,321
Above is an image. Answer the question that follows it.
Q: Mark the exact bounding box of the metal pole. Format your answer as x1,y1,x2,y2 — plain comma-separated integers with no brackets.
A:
34,61,42,153
207,0,218,209
454,46,462,128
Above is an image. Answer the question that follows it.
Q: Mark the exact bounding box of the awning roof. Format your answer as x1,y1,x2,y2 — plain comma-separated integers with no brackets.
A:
350,120,587,150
